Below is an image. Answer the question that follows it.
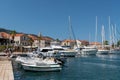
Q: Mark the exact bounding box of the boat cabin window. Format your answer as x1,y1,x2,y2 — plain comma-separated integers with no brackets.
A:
41,49,53,52
53,48,64,50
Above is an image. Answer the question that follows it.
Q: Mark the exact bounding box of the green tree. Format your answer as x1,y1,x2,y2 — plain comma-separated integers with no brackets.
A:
10,30,16,41
28,38,34,47
10,30,16,48
117,40,120,47
56,38,60,42
28,38,34,51
103,40,109,45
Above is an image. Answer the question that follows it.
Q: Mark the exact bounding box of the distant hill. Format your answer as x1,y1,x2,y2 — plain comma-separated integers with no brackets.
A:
0,28,54,41
43,36,55,41
0,28,14,33
29,34,54,41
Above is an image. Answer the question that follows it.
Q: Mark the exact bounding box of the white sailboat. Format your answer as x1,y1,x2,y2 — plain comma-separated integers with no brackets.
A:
109,23,120,54
79,16,98,55
58,16,77,57
97,25,109,54
104,16,120,54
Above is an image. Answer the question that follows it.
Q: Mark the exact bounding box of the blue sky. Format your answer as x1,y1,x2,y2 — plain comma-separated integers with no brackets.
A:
0,0,120,42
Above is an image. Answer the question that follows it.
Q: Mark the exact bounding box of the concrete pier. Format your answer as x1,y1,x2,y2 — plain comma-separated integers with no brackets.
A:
0,60,14,80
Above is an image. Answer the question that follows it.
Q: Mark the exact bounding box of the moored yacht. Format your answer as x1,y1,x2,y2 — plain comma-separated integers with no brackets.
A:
51,45,77,57
39,47,55,57
80,46,98,55
97,48,109,54
97,25,109,55
21,57,62,71
109,48,120,54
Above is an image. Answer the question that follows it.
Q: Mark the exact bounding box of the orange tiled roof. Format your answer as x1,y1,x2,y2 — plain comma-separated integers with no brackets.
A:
15,34,24,37
28,35,37,40
63,39,75,43
90,42,101,45
0,32,10,38
40,37,52,41
78,40,89,43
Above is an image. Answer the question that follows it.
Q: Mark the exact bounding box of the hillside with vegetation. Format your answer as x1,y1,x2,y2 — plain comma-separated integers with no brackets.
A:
0,27,54,40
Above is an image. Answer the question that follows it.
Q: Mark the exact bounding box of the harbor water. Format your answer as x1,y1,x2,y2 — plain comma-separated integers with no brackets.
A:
12,54,120,80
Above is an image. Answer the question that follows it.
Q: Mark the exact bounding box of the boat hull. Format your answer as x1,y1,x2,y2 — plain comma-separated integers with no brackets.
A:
97,50,109,54
81,50,97,55
22,64,62,71
58,52,77,57
41,52,77,57
81,49,98,55
109,50,120,54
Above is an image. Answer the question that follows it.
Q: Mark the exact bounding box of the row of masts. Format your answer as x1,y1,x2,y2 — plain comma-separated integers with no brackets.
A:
68,16,119,49
95,16,119,49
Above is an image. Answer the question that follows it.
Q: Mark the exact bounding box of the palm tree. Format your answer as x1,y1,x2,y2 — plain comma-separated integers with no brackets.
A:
103,40,109,45
117,40,120,47
38,33,42,47
10,30,16,42
29,38,34,46
56,38,60,42
10,30,16,47
28,38,34,51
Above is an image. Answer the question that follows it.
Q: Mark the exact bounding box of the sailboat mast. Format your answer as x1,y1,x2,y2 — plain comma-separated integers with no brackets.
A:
89,32,91,43
112,24,117,48
68,16,77,48
111,25,115,48
101,25,105,48
68,16,72,40
114,24,117,47
95,16,97,46
109,16,111,49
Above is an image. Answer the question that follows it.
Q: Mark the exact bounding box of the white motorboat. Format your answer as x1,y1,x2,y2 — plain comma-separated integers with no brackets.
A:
40,47,56,57
15,51,42,63
58,50,77,57
97,49,109,54
51,45,77,57
21,57,62,71
80,46,98,55
15,56,42,64
109,49,120,54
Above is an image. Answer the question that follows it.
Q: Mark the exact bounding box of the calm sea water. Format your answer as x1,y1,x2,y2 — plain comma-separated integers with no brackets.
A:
12,54,120,80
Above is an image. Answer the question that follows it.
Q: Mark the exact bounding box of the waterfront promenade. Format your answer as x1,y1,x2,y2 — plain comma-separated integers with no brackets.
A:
0,56,14,80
